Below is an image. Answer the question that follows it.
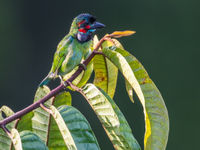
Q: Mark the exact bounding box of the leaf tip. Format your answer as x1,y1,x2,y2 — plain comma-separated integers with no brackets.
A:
109,30,136,38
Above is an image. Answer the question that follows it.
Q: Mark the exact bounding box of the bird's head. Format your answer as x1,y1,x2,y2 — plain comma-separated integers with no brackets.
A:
70,13,105,42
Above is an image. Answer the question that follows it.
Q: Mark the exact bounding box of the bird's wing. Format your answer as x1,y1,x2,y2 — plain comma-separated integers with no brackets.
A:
49,35,73,75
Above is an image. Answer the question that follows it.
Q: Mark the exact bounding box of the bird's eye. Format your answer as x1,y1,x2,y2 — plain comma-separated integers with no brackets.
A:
89,17,96,23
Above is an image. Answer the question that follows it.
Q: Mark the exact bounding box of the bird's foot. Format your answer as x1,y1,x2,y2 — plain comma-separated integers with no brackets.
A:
59,75,81,92
59,75,68,89
78,63,87,70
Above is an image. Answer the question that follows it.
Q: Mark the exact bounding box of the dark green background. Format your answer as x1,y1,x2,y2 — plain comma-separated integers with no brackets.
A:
0,0,199,149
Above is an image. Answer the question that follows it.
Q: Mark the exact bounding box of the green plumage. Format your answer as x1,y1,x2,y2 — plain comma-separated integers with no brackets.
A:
50,35,92,76
39,13,104,86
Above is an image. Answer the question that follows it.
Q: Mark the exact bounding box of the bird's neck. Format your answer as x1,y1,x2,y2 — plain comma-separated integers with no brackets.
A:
76,32,92,43
69,30,92,43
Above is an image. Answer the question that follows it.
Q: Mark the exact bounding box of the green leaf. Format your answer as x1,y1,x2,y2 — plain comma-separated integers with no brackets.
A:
20,131,48,150
125,80,134,103
32,86,54,143
93,39,118,98
17,111,34,132
49,106,77,150
32,86,71,146
103,47,169,150
63,62,93,90
77,60,93,88
57,105,100,150
111,39,135,103
0,106,16,150
82,83,141,150
10,129,22,150
53,91,72,107
46,92,71,150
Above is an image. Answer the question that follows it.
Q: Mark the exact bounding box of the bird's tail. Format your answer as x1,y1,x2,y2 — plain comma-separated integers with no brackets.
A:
39,73,54,87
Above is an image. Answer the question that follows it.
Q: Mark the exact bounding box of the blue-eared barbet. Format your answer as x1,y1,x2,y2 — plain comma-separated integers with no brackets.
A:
39,13,105,87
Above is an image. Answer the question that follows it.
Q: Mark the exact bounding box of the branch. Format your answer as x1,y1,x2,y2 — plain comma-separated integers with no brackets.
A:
0,35,108,127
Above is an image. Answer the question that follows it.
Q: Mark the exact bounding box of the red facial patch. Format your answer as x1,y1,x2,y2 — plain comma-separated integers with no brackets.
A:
85,25,91,29
78,28,87,33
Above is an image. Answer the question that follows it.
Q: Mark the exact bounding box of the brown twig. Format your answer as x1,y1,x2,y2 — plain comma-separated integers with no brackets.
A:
0,35,109,128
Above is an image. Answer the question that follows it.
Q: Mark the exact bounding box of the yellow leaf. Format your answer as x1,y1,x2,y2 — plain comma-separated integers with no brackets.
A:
110,30,136,38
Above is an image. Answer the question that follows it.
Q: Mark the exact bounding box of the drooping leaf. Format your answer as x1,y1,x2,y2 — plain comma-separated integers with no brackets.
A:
102,47,143,103
103,47,169,150
62,104,100,150
17,111,33,132
93,38,118,98
63,61,93,90
53,91,72,107
1,106,15,118
47,91,72,150
32,86,54,143
32,86,71,146
93,35,99,49
77,60,93,88
20,131,48,150
82,83,141,150
0,106,16,150
109,30,136,38
125,80,134,103
50,105,101,150
10,129,22,150
111,39,135,103
63,66,83,87
49,106,77,150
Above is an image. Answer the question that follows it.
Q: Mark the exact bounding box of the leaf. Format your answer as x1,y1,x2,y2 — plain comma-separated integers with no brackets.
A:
10,129,22,150
32,86,71,146
20,131,48,150
76,60,93,88
63,62,93,90
110,39,135,103
53,91,72,107
103,47,169,150
54,105,101,150
32,86,54,143
0,106,16,150
63,67,81,88
125,80,134,103
93,39,118,98
109,30,136,38
17,111,34,132
49,106,77,150
1,106,15,118
42,90,71,149
93,35,99,49
82,83,141,150
102,47,144,103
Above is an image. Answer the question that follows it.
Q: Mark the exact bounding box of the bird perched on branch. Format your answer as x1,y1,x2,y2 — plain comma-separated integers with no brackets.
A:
39,13,105,87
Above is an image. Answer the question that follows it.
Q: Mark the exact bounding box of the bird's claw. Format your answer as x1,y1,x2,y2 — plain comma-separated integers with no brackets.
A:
78,63,87,70
59,75,68,89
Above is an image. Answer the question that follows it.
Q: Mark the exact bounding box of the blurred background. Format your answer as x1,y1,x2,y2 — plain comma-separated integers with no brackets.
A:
0,0,199,149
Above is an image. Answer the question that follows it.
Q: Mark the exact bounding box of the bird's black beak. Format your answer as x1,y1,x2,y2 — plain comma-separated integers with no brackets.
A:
90,22,105,29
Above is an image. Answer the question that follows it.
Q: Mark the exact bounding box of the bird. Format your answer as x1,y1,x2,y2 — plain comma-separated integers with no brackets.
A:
39,13,105,87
